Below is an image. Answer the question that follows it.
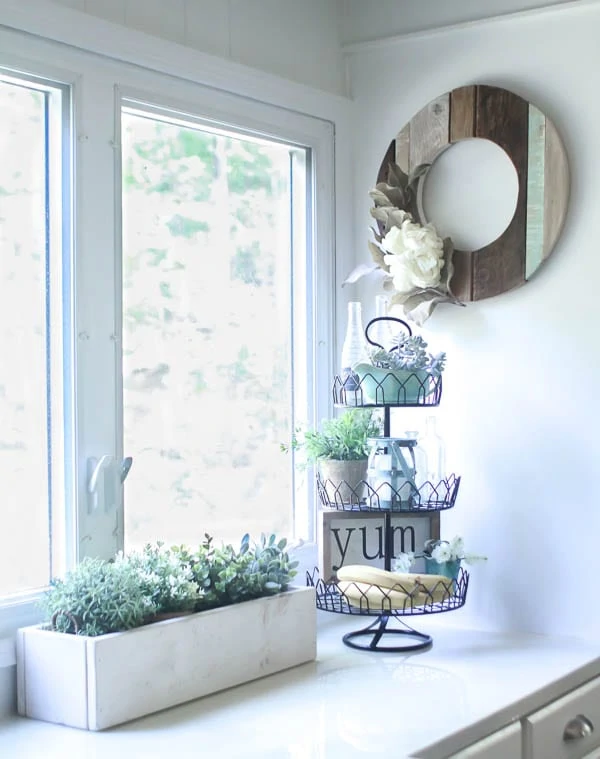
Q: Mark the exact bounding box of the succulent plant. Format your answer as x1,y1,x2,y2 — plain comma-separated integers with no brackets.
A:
126,542,204,614
368,334,446,376
40,557,155,636
40,531,298,636
209,533,298,605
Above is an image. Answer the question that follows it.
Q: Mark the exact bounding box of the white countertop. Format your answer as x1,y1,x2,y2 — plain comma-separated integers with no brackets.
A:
2,611,600,759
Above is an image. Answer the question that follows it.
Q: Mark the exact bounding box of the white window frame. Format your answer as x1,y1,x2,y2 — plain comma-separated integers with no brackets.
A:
0,21,339,641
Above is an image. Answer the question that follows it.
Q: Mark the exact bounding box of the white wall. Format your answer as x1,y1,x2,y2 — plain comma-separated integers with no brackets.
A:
46,0,347,96
340,0,576,44
345,2,600,638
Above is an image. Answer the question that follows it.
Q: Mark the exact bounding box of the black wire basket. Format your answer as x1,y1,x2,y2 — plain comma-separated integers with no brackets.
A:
307,566,469,618
316,472,460,512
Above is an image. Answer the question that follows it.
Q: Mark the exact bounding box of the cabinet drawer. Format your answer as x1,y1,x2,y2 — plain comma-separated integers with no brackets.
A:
524,676,600,759
448,722,521,758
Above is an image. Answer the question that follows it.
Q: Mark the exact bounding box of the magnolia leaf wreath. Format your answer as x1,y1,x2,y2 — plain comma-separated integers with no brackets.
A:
344,162,465,326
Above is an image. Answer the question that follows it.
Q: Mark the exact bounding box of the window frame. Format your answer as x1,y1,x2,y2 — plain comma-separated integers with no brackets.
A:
0,25,337,639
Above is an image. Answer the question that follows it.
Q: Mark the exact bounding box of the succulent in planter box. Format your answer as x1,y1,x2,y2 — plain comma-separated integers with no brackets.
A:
209,533,299,605
38,531,299,636
126,541,205,616
39,556,156,636
21,531,315,731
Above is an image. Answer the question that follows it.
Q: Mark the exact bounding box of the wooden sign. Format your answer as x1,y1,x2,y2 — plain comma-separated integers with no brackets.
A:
318,509,440,582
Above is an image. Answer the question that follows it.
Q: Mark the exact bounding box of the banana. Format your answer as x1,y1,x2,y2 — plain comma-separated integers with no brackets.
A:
336,564,454,605
338,580,414,610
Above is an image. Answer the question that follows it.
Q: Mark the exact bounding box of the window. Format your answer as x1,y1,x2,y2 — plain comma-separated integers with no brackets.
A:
0,72,69,598
0,27,334,635
120,105,309,548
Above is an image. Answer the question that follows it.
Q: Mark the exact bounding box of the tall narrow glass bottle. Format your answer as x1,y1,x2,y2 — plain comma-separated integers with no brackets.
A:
340,301,369,405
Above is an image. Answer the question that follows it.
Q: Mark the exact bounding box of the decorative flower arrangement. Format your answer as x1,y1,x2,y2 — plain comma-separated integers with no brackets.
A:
393,535,487,573
344,162,465,326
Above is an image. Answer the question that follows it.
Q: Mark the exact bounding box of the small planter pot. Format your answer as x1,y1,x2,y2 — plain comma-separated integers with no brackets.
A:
318,458,368,506
353,363,434,405
17,586,316,731
424,558,461,582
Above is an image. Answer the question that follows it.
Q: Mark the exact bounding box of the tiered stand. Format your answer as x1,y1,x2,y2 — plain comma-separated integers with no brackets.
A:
307,318,469,652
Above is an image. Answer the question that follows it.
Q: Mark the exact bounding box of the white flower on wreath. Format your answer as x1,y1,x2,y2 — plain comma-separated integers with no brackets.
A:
381,211,445,293
342,161,465,326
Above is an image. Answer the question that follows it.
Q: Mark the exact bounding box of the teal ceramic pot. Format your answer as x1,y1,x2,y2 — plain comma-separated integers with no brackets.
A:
424,558,461,581
353,363,434,405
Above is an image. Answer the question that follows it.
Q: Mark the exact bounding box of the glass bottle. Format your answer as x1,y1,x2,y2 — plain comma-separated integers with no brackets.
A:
419,416,446,485
369,294,397,351
340,302,369,406
404,430,428,492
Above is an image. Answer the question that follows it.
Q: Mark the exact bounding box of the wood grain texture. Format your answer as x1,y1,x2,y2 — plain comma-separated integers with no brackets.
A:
374,84,569,304
472,85,529,300
450,86,475,142
543,118,570,261
526,105,546,279
409,93,450,168
377,139,397,185
395,123,410,174
448,86,476,300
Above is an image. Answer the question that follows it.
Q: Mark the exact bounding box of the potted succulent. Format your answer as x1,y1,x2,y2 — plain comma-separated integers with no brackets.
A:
285,409,382,505
17,533,316,731
353,334,446,405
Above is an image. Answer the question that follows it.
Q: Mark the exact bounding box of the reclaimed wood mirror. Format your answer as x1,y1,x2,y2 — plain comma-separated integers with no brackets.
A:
377,84,570,303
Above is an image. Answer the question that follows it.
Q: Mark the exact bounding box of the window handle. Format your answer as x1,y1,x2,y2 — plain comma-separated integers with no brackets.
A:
120,456,133,483
87,455,129,512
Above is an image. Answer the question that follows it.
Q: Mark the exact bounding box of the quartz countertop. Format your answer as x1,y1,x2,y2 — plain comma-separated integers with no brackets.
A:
2,611,600,758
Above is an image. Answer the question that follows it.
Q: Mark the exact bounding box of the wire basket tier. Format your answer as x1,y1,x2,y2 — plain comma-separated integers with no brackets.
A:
333,370,442,408
317,472,460,512
307,567,469,618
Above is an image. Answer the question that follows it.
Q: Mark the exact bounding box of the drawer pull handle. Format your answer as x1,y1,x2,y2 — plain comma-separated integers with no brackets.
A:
563,714,594,742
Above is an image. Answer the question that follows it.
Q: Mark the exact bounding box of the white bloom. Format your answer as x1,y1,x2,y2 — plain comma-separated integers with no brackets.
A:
449,536,464,560
393,552,415,573
431,542,453,563
381,216,444,293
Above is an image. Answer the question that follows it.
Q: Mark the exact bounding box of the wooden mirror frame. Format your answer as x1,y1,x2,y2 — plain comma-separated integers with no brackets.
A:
377,85,570,302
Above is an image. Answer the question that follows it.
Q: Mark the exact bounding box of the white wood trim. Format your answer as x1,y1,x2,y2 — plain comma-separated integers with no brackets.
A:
0,0,352,120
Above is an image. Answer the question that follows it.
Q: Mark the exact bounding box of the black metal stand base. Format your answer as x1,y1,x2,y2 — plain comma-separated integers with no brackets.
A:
342,614,433,653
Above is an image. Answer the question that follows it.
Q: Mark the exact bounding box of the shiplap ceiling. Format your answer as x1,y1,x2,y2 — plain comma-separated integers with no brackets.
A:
339,0,586,45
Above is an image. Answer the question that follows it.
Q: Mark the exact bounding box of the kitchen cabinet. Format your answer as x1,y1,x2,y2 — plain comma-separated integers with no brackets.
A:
448,722,521,758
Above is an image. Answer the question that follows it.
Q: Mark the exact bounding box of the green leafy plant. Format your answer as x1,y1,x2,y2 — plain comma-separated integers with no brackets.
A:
283,408,381,464
126,542,204,614
39,532,298,636
40,557,155,637
368,334,446,377
209,533,298,605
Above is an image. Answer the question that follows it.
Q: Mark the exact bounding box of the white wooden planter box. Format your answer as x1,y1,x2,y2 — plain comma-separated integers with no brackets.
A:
17,586,316,731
